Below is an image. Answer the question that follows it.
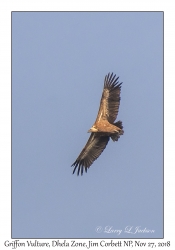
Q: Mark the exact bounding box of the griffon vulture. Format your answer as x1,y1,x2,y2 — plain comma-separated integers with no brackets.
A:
71,72,124,175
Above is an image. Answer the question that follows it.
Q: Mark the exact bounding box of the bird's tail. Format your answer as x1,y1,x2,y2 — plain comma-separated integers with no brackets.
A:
111,120,124,141
114,121,124,132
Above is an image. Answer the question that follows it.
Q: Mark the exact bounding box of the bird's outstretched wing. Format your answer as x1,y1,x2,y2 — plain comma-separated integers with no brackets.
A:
71,133,109,175
95,73,122,124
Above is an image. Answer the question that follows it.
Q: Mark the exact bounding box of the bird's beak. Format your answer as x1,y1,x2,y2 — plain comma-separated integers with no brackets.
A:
87,129,92,133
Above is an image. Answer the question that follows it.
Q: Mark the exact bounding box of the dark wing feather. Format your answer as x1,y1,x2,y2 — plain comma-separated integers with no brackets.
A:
104,72,122,123
95,72,122,123
71,133,109,176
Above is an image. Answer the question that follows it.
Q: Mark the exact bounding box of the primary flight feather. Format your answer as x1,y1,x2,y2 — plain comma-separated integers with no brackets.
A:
71,72,124,176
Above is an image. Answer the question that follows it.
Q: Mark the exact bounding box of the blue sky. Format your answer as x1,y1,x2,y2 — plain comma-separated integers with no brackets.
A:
12,12,163,238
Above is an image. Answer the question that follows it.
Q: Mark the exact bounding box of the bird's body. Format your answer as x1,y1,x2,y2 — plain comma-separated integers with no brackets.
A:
89,120,121,133
72,72,124,175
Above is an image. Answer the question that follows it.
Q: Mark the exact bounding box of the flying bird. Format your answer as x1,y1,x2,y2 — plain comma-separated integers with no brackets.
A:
71,72,124,175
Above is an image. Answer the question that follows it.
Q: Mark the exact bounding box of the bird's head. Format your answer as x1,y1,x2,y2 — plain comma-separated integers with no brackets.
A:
88,125,98,133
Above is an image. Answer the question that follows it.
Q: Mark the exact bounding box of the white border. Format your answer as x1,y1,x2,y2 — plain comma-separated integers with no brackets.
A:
0,1,174,249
